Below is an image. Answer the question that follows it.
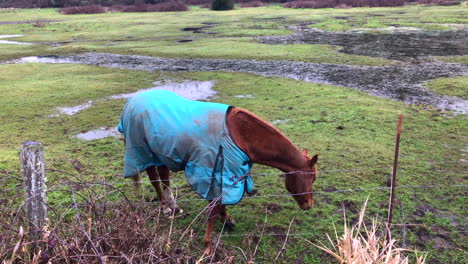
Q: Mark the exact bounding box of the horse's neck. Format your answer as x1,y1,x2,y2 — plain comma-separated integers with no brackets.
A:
226,108,307,172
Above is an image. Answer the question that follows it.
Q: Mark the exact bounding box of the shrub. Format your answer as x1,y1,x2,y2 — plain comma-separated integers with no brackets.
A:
240,1,267,7
59,5,107,15
211,0,234,10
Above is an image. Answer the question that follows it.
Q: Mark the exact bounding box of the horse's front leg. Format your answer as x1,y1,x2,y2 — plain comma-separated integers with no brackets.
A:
220,205,236,231
203,202,221,255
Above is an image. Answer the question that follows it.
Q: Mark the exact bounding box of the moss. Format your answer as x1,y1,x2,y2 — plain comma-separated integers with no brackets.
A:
425,76,468,100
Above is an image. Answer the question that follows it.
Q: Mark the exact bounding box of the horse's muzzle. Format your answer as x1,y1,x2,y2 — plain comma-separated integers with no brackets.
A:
299,199,314,210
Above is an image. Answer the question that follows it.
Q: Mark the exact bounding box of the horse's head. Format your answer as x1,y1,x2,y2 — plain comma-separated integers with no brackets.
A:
285,150,318,210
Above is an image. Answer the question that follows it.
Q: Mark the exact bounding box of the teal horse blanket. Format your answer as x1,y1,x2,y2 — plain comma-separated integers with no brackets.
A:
118,89,253,205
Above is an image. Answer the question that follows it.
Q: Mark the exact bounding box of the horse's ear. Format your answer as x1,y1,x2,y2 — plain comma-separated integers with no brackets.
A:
310,154,318,166
302,149,308,155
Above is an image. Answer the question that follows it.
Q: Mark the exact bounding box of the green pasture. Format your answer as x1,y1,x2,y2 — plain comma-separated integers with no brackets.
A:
0,3,467,263
1,63,466,262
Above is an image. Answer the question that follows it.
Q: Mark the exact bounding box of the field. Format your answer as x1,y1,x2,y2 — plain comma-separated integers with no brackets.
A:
0,3,467,263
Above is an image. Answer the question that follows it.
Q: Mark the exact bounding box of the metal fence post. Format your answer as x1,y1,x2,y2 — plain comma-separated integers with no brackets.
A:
20,141,48,248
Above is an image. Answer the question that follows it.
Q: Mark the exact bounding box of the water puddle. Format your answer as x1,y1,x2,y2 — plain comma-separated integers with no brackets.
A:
110,81,216,101
49,81,216,118
76,127,120,141
235,94,255,98
18,56,75,64
56,101,93,116
14,53,468,114
0,35,34,45
272,119,290,125
258,25,467,60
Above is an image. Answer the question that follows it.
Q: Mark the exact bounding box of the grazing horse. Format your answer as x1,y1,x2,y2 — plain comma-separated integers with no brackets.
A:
118,89,318,255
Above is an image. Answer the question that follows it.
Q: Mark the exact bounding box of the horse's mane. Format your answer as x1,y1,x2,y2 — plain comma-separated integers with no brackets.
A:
227,107,307,170
229,107,300,149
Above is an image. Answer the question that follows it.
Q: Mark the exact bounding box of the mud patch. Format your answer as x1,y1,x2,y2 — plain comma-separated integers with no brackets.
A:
181,23,217,34
258,25,467,60
0,35,34,45
76,127,120,141
14,53,468,113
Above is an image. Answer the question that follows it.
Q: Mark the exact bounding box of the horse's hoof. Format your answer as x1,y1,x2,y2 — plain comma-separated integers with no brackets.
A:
202,246,212,256
224,220,236,231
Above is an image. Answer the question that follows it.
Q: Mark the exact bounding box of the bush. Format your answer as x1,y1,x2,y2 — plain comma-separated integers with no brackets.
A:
59,5,107,14
240,1,267,7
211,0,234,10
112,2,188,12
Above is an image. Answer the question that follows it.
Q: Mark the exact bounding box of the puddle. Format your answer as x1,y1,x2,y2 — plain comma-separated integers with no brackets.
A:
235,94,254,98
18,56,75,64
110,81,216,101
14,52,468,114
272,119,290,125
0,35,34,45
258,25,467,60
57,101,93,115
49,80,216,117
76,127,120,141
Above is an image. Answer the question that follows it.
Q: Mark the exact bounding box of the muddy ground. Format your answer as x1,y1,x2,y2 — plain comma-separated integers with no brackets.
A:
258,23,467,60
14,53,468,113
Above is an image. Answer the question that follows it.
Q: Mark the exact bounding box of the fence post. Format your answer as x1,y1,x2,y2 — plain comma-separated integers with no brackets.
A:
20,141,48,249
386,115,403,241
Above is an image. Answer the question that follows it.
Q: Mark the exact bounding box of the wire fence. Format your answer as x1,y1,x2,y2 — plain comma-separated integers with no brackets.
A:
2,148,467,262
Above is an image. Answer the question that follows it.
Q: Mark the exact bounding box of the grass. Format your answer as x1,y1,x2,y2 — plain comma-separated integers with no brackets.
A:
425,76,468,100
0,4,466,64
0,63,466,263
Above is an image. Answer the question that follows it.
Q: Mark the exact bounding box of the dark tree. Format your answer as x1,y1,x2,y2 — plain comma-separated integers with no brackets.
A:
211,0,233,10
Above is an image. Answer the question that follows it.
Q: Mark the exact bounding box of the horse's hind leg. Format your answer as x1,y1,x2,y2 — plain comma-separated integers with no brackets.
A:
156,166,183,214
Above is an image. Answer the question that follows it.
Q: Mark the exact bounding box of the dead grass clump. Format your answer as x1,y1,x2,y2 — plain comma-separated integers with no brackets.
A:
240,1,268,7
58,5,107,15
32,20,47,28
307,198,427,264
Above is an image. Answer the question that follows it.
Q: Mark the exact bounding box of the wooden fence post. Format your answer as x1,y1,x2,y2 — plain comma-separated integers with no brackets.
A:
387,115,403,241
20,141,48,248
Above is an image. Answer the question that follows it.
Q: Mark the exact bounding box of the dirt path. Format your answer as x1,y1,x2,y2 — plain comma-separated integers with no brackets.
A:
15,52,468,113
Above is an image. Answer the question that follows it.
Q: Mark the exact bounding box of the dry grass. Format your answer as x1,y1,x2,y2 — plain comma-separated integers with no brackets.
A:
305,198,427,264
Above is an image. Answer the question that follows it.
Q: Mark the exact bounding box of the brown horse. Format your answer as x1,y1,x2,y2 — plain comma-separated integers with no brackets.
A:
141,107,318,255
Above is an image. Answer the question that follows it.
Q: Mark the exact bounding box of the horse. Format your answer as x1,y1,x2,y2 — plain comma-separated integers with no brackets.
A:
118,89,318,255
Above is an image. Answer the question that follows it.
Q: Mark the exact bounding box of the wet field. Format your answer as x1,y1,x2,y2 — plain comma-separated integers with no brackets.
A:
14,53,468,113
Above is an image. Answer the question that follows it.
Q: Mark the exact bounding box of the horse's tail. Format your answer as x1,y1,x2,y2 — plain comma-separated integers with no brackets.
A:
131,173,141,193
